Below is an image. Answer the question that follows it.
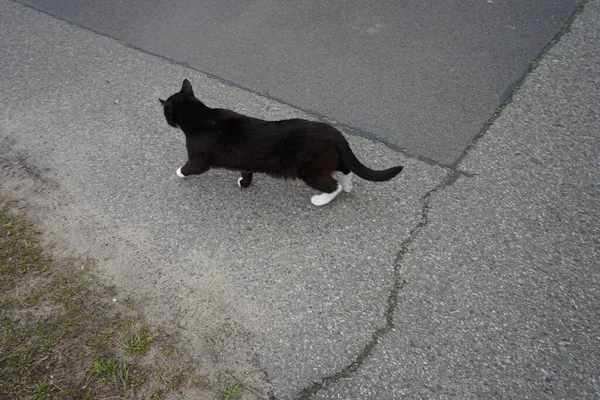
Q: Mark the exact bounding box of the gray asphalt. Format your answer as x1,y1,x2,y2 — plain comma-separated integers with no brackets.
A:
1,0,599,399
315,1,600,397
14,0,581,166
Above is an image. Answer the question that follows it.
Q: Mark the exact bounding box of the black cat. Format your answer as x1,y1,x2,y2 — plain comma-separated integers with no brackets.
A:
160,79,403,206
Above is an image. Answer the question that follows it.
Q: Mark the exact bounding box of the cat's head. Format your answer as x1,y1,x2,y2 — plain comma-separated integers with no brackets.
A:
159,79,195,128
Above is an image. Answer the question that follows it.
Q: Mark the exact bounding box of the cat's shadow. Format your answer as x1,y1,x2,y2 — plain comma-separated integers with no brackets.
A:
174,170,357,212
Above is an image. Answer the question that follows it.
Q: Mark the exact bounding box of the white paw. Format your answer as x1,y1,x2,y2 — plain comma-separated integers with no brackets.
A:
237,177,243,187
311,193,332,206
310,183,342,206
176,167,186,178
339,172,353,193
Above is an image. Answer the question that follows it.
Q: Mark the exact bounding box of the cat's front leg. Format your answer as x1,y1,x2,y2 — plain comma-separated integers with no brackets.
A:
177,159,209,178
237,172,253,188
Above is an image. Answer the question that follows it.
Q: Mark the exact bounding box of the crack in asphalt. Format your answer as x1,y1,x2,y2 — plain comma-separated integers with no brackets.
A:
292,4,590,397
294,175,448,400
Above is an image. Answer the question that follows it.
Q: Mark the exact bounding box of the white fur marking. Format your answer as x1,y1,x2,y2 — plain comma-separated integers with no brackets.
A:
176,167,186,178
311,183,342,206
339,172,353,193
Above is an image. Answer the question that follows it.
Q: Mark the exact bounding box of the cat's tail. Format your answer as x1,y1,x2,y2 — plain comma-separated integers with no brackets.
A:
337,141,403,182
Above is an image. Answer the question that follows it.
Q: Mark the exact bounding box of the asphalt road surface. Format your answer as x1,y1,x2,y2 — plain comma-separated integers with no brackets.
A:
2,0,598,399
15,0,581,166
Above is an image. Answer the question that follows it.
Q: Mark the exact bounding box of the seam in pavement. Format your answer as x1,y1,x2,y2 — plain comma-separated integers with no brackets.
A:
11,0,451,173
293,1,588,397
451,0,588,171
9,0,585,175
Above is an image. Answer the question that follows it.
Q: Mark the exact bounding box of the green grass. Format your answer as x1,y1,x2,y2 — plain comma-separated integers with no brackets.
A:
88,357,145,391
222,381,243,400
0,207,51,292
30,378,55,400
116,320,155,355
90,327,117,349
90,358,119,375
0,201,232,399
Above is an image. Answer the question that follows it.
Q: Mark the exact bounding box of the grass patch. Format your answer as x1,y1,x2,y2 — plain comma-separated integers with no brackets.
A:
89,357,119,375
0,201,239,398
117,320,155,355
30,378,55,400
222,381,243,400
0,207,51,292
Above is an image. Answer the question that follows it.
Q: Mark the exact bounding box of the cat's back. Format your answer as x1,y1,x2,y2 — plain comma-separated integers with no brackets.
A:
213,108,341,144
212,108,248,121
212,108,254,131
212,108,283,136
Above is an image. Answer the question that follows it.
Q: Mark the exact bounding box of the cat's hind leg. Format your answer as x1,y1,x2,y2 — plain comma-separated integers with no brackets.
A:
336,160,353,192
237,172,253,188
338,172,353,193
303,174,342,206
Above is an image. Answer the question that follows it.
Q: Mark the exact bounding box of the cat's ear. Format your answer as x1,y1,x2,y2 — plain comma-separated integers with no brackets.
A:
181,79,194,96
159,98,166,105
